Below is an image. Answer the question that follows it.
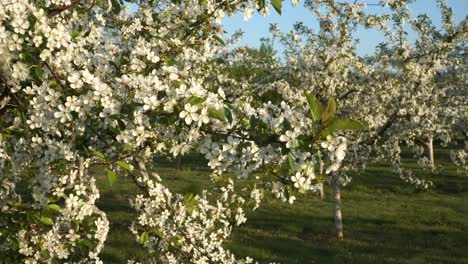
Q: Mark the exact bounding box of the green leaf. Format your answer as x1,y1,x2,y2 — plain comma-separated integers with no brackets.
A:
49,196,60,203
116,161,133,171
122,145,134,153
50,79,64,93
71,30,80,40
281,145,290,156
321,128,332,138
81,239,94,248
33,66,43,79
153,229,164,238
4,126,23,134
213,35,225,46
249,115,256,128
41,250,51,258
111,0,121,14
109,113,123,119
283,119,292,131
47,204,61,213
130,102,145,108
322,97,336,122
21,52,35,64
271,0,283,15
140,232,149,243
284,186,291,200
305,93,322,122
39,216,54,225
225,107,233,124
92,151,105,159
328,119,367,131
107,170,117,187
256,0,266,10
288,153,295,172
117,119,126,130
184,193,193,202
187,96,207,105
208,108,225,122
323,115,337,127
184,193,199,213
28,15,37,29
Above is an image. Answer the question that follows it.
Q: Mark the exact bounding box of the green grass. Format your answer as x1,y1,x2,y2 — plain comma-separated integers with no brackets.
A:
94,150,468,263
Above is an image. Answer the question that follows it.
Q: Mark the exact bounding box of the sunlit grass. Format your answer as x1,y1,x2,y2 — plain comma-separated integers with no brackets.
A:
94,149,468,263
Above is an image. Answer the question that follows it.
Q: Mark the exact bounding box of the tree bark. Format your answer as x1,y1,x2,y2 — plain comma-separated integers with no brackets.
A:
332,172,343,240
427,136,435,172
318,160,324,200
319,182,324,200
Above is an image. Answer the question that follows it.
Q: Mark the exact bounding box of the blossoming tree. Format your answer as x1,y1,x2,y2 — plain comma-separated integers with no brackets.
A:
269,0,466,186
0,0,366,262
367,0,467,179
220,0,467,239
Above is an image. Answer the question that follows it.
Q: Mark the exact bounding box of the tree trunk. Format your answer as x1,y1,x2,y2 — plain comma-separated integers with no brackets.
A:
427,136,435,172
318,160,324,200
319,182,324,200
332,172,343,240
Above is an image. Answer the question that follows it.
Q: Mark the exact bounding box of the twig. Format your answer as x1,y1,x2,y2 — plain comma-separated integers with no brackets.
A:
47,0,81,17
45,62,66,89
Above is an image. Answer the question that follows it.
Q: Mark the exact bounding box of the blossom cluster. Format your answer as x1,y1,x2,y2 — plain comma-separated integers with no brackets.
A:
129,161,260,263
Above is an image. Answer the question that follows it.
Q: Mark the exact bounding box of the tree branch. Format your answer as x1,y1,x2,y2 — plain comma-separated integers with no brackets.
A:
45,62,66,89
47,0,81,17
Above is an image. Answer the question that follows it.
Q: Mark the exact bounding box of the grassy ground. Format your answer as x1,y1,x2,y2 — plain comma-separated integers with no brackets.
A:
94,149,468,263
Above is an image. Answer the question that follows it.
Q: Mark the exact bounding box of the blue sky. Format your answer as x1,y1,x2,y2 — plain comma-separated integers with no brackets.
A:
223,0,468,56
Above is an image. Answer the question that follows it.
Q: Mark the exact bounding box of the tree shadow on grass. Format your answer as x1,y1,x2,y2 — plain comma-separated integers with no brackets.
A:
230,215,468,264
